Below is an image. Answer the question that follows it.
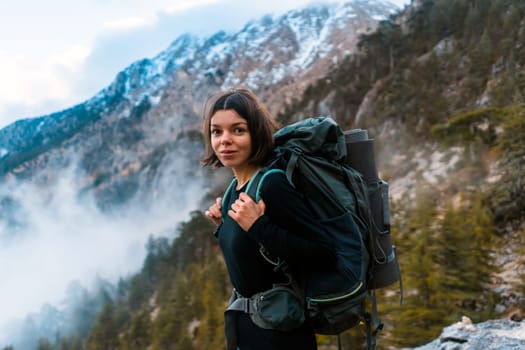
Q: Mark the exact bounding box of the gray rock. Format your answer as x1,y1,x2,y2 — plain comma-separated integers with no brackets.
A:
408,317,525,350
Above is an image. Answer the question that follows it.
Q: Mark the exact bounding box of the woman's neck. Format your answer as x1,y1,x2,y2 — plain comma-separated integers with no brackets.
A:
233,165,260,190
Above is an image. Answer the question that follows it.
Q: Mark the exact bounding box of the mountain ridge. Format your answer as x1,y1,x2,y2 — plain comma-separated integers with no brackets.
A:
0,0,397,208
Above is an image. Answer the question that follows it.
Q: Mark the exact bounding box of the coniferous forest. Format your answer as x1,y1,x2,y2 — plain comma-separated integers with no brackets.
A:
5,0,525,349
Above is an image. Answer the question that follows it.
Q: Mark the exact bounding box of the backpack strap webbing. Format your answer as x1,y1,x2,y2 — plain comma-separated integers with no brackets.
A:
364,312,375,350
364,290,384,350
221,178,238,221
226,289,251,313
284,150,300,187
369,290,383,333
224,289,241,350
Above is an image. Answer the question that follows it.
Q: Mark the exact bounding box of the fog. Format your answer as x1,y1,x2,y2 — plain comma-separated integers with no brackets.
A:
0,151,205,346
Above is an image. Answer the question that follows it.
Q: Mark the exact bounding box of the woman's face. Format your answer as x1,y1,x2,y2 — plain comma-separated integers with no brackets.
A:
210,109,253,171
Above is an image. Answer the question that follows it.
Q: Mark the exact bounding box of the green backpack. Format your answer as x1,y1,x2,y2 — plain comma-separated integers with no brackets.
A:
224,116,401,349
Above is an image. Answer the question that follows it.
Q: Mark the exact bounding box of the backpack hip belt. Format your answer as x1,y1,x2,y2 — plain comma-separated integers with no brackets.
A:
226,285,305,332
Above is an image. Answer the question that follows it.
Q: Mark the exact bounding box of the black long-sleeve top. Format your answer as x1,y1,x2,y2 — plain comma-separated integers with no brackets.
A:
216,170,336,350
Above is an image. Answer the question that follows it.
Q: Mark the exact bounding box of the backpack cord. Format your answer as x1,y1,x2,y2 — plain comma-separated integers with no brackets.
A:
259,245,305,300
278,260,305,301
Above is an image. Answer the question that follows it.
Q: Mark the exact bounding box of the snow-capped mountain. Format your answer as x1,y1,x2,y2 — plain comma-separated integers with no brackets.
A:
0,0,397,208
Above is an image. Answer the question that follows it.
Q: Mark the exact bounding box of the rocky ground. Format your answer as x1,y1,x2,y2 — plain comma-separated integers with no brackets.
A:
408,316,525,350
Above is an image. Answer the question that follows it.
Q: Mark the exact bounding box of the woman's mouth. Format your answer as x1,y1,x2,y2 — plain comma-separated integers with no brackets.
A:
220,150,236,158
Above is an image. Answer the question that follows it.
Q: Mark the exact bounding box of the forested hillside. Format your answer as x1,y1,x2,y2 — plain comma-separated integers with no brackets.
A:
5,0,524,349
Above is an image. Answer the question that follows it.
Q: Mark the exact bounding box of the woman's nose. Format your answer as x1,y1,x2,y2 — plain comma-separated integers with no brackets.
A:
220,131,232,144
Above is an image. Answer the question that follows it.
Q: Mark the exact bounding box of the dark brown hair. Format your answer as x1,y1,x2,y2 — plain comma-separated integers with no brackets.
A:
201,88,278,168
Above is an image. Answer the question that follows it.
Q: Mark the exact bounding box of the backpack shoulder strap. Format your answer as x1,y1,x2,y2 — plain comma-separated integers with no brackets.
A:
221,178,237,221
245,168,286,202
221,167,286,219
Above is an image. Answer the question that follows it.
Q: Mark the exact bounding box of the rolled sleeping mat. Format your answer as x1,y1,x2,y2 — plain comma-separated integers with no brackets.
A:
344,129,400,289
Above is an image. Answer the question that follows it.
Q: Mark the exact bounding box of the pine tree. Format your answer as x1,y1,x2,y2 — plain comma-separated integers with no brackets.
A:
388,186,447,347
463,2,482,44
432,200,469,321
151,272,190,349
433,192,498,323
514,224,525,312
194,250,229,349
120,310,152,350
58,336,83,350
491,104,525,225
467,192,499,319
36,338,53,350
86,300,119,350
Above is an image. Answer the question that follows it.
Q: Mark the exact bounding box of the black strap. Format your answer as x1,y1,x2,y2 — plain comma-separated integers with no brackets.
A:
369,290,381,335
285,151,299,187
224,310,238,350
224,289,241,350
365,290,386,350
364,312,372,350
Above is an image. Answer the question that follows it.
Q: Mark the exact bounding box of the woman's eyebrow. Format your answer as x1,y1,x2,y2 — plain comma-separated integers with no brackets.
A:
211,121,247,127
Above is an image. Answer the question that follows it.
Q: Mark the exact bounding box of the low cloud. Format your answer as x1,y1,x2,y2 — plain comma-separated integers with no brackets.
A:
0,151,205,346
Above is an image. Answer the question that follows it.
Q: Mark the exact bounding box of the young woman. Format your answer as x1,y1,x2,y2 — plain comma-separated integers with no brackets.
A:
202,88,336,350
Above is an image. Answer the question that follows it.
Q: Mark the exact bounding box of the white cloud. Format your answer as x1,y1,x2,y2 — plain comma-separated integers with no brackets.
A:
0,53,68,107
103,17,153,31
52,45,91,72
163,0,221,14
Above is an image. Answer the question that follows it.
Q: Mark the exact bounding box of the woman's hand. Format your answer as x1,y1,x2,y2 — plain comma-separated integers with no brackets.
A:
228,192,266,231
205,197,223,226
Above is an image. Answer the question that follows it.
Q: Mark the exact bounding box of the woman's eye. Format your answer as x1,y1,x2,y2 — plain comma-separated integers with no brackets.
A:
211,129,222,135
234,128,246,134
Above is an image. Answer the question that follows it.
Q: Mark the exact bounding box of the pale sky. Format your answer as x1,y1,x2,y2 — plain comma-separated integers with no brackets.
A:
0,0,410,129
